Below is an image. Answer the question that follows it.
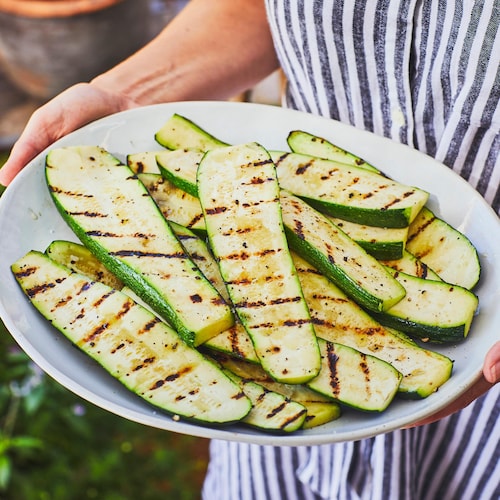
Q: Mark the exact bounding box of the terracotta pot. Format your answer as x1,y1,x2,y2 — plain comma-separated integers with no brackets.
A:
0,0,151,99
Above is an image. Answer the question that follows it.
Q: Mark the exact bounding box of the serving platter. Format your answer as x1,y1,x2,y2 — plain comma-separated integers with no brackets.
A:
0,101,498,446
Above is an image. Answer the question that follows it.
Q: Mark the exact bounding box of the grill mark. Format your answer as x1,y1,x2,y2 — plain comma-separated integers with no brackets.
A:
68,211,107,218
222,247,281,262
25,282,56,298
109,250,187,259
278,408,308,429
205,206,227,215
272,152,290,166
135,161,146,173
227,327,247,358
253,158,274,168
149,365,194,390
83,322,109,344
244,175,275,186
295,160,314,175
132,356,156,372
359,353,371,393
92,290,116,308
232,391,248,400
49,185,93,198
187,213,204,227
86,230,155,239
139,317,162,334
326,342,341,397
13,265,38,279
406,216,436,243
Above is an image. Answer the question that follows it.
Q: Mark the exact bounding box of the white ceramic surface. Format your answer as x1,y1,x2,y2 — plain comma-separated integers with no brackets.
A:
0,101,498,446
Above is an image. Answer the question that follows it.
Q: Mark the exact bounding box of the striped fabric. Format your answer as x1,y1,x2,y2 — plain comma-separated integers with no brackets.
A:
202,1,500,499
266,0,500,214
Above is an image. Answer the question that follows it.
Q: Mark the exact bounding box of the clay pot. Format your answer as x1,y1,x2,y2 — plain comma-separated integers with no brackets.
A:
0,0,151,99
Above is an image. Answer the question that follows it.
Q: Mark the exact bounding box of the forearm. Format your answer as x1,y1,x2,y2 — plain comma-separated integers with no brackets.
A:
92,0,279,104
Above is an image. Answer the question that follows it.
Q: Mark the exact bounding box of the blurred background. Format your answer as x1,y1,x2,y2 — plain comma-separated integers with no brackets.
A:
0,1,280,498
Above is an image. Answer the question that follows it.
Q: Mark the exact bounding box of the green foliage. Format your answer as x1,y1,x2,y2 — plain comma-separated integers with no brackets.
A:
0,319,209,500
0,155,209,500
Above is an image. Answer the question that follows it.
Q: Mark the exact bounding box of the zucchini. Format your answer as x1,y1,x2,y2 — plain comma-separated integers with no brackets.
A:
11,250,251,424
47,235,258,364
168,221,229,302
374,268,479,342
328,216,408,260
280,190,406,312
45,145,234,347
137,173,206,233
293,253,453,397
148,151,407,313
156,149,204,198
271,151,429,228
155,113,228,151
197,142,321,384
127,151,162,174
287,130,380,173
380,250,442,281
211,353,341,428
406,207,481,289
307,339,402,412
222,369,307,432
45,239,124,290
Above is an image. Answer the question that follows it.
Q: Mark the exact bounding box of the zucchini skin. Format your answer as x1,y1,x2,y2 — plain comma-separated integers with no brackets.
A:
45,146,234,347
329,216,408,261
11,251,251,424
198,142,321,385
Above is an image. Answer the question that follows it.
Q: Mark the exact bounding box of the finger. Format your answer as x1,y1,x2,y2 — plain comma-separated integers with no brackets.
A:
483,340,500,384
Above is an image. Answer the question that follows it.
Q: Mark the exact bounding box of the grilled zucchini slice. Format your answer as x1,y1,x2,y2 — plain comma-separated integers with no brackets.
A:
271,151,429,228
373,268,479,343
222,370,307,432
11,250,251,424
281,190,406,312
328,216,408,260
127,151,163,174
406,207,481,289
45,145,233,347
210,353,341,428
287,130,380,173
155,113,228,151
308,340,402,412
45,239,124,290
156,149,204,198
138,173,206,233
198,142,321,384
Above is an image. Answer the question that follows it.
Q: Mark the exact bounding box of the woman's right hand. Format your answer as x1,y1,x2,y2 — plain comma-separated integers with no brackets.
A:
0,82,137,186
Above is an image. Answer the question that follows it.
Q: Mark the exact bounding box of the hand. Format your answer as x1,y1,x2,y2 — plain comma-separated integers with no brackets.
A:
407,340,500,427
0,82,137,186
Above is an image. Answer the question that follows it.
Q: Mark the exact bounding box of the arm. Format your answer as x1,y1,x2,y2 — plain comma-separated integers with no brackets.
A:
0,0,278,185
